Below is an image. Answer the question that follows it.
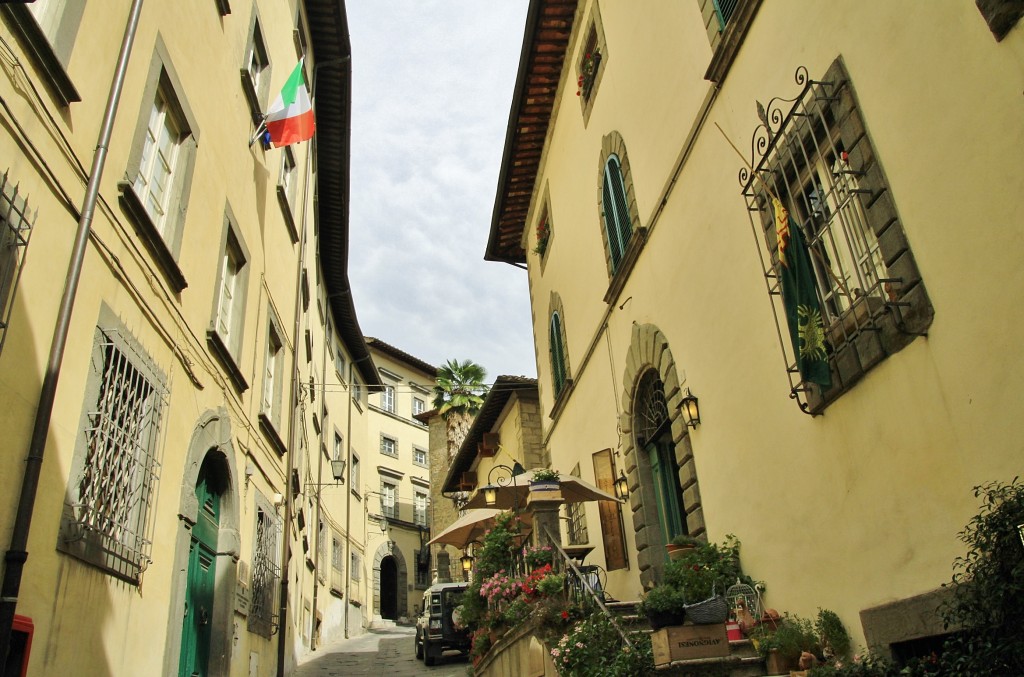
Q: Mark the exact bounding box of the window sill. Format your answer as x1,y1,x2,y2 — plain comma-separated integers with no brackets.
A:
117,182,188,293
1,6,81,106
549,377,574,421
206,329,249,393
259,412,288,457
704,0,764,84
276,185,299,243
216,0,231,16
603,227,648,305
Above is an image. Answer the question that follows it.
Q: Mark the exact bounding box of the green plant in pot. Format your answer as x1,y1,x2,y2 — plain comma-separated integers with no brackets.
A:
751,614,820,673
638,584,687,630
666,534,703,561
814,608,851,664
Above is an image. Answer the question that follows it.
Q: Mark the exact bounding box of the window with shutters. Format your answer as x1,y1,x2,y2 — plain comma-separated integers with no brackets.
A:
597,132,645,302
381,385,395,413
548,292,573,418
381,480,398,519
206,209,250,392
258,308,288,455
58,312,168,583
119,42,199,292
602,154,632,272
414,491,428,527
2,0,84,105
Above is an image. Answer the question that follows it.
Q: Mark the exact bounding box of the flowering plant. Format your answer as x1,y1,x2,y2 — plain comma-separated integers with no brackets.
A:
533,217,550,256
531,468,561,482
576,50,601,98
551,612,653,676
522,544,554,569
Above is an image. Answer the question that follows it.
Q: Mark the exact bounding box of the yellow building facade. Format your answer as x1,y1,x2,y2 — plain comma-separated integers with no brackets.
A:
0,1,392,675
487,0,1024,656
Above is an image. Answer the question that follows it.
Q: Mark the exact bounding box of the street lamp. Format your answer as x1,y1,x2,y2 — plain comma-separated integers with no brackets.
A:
480,462,527,508
614,470,629,499
680,388,701,428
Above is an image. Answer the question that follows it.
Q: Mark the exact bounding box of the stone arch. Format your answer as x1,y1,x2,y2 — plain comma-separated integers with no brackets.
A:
596,130,643,276
372,540,408,619
618,324,705,588
163,408,242,677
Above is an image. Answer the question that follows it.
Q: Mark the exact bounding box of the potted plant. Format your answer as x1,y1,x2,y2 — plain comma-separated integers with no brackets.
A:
530,468,560,492
665,535,755,624
665,534,703,561
637,584,686,630
750,614,819,674
814,608,852,665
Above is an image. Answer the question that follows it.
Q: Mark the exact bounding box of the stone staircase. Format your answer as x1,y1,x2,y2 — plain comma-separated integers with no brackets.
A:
606,600,768,677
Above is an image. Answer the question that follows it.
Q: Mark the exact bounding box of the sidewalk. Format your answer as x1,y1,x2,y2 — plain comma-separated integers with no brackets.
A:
289,625,467,676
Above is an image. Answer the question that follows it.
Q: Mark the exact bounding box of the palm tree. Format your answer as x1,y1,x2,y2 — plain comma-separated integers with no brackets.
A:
432,359,488,461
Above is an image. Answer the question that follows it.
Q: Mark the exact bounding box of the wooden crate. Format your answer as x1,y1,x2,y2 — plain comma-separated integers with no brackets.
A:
651,623,729,665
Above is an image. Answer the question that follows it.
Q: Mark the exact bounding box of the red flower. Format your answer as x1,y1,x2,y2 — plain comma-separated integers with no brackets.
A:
561,611,569,620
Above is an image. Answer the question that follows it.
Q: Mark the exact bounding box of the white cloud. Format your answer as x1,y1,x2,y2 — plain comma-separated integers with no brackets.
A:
347,1,535,380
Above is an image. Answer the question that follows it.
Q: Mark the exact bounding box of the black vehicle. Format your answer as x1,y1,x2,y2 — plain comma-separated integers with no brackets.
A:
414,581,470,665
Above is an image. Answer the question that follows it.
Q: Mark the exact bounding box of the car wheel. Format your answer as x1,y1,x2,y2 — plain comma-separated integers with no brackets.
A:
415,631,423,659
423,637,436,666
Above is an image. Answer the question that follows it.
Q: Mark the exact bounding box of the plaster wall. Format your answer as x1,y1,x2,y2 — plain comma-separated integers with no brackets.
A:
521,0,1024,649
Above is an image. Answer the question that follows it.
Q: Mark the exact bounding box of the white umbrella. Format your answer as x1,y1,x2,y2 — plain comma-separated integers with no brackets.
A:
427,508,533,549
463,469,622,511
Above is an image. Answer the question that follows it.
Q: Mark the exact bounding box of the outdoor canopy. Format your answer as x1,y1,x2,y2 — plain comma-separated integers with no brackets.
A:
463,469,622,511
427,508,533,549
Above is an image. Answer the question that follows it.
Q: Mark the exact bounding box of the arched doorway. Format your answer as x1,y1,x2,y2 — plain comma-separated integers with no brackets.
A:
380,556,398,620
635,369,688,546
620,324,706,588
179,454,228,677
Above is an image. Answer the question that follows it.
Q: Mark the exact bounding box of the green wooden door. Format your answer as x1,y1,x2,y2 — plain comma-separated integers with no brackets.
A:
180,469,220,677
646,438,686,549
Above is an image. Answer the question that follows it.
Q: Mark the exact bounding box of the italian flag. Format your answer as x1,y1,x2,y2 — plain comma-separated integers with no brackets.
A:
265,61,315,147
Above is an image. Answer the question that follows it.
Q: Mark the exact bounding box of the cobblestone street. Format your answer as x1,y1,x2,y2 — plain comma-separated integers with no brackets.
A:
289,626,467,677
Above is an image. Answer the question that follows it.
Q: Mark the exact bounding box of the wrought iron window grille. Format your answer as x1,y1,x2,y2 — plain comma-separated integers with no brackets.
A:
249,508,281,637
739,65,931,414
0,171,35,354
62,328,168,583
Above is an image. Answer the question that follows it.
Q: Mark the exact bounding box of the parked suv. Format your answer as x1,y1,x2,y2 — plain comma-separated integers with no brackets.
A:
414,581,470,665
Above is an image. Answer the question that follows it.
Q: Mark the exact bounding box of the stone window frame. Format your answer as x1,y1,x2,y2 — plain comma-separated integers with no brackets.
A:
596,131,647,303
575,1,608,126
1,1,83,105
57,304,168,584
698,0,765,84
276,146,300,243
118,35,200,293
380,433,398,459
976,0,1024,41
619,323,706,589
240,6,272,125
206,203,250,393
547,291,573,420
744,58,933,415
258,304,288,456
412,446,428,468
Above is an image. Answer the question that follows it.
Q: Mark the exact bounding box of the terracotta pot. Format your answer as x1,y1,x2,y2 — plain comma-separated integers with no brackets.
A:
765,648,799,675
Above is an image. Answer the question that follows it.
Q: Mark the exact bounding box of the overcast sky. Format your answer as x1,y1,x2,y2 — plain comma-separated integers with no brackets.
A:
346,1,536,381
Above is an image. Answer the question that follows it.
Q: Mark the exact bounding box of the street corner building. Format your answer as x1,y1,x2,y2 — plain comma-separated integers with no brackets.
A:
481,0,1024,665
0,1,435,675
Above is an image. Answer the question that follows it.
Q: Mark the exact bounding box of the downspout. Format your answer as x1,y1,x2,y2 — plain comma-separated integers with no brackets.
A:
0,0,144,663
343,360,354,638
277,79,315,676
309,267,329,647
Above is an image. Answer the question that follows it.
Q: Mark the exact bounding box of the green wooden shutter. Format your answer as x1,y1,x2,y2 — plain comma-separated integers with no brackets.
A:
550,312,565,395
603,155,633,271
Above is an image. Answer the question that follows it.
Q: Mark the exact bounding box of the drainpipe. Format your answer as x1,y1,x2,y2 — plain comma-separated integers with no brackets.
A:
309,271,329,648
0,0,144,664
277,53,351,677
